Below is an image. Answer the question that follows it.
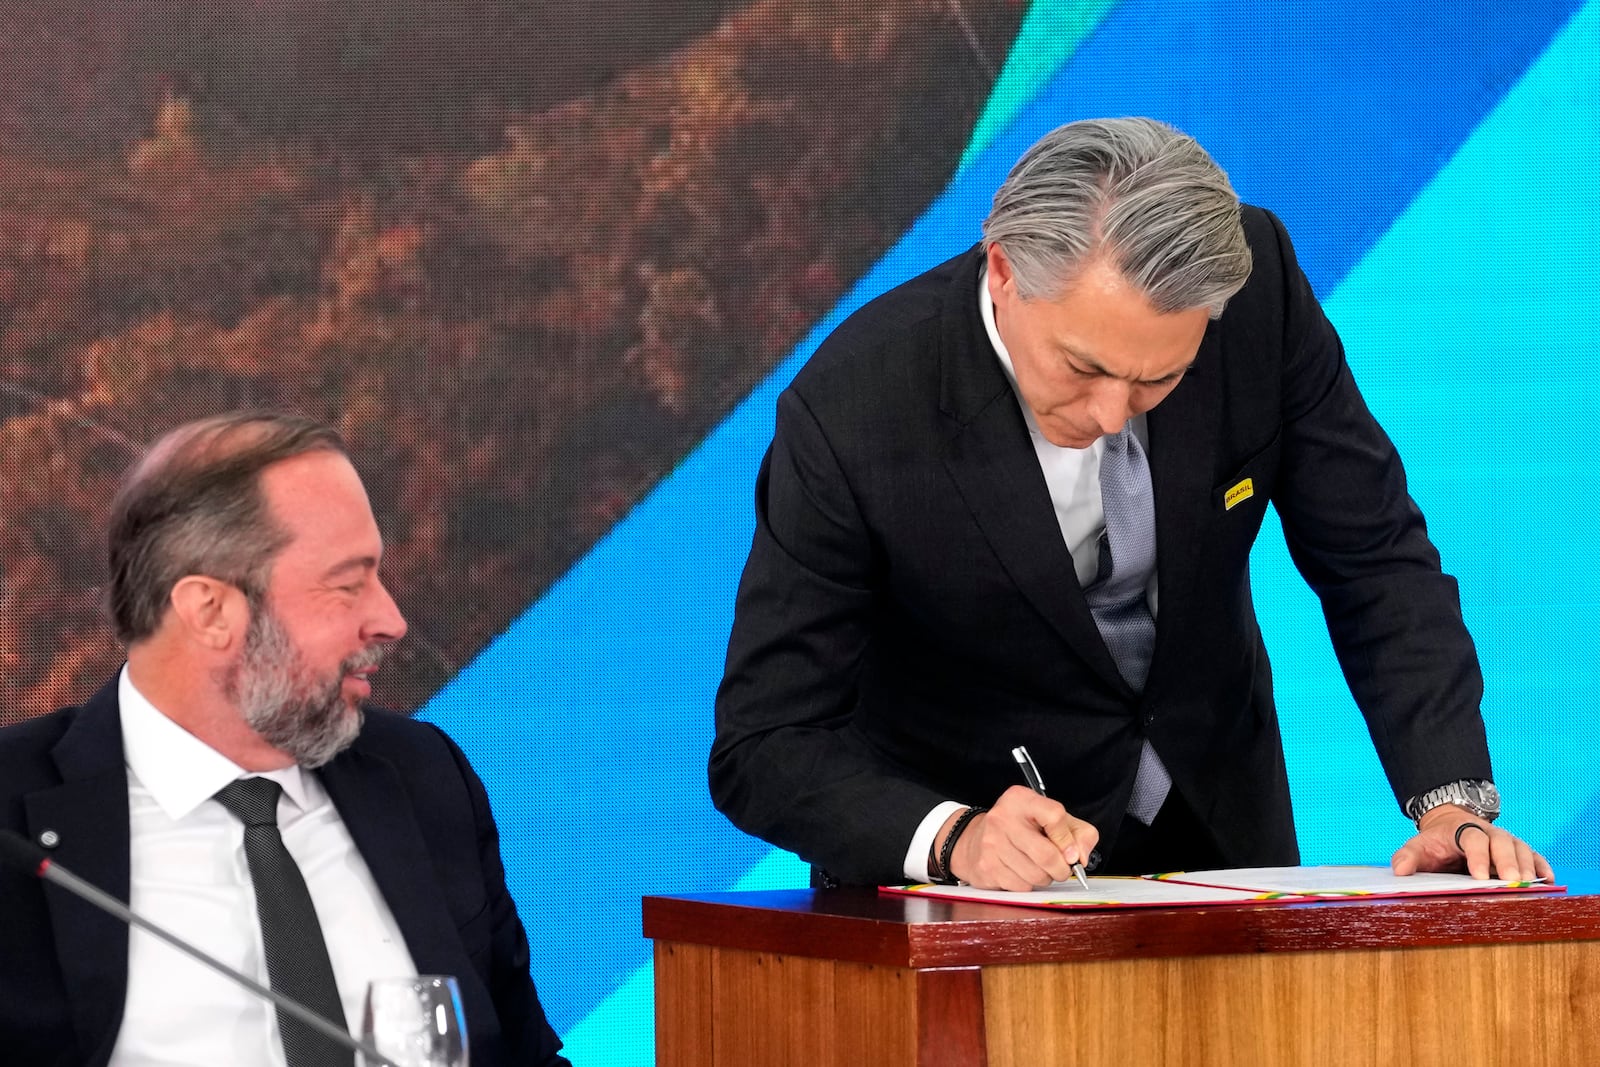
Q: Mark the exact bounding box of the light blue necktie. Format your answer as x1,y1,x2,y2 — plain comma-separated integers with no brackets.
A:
1086,422,1170,825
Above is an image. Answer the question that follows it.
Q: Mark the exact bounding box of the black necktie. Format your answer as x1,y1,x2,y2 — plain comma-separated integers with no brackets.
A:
214,777,349,1067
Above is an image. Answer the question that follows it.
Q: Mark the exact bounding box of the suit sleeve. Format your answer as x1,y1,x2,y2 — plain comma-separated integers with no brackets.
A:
710,385,949,886
435,730,572,1067
1261,208,1493,806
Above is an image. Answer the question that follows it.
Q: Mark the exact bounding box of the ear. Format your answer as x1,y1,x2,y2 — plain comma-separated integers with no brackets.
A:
986,242,1016,296
167,576,248,651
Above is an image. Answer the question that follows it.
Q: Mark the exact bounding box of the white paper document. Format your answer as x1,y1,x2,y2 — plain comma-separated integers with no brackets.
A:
1150,864,1555,897
883,864,1560,911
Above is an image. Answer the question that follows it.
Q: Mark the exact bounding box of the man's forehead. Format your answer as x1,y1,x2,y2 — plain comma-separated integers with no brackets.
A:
259,448,360,495
259,452,379,542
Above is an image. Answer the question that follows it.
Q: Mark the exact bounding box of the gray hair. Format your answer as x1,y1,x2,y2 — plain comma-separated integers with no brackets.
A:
982,117,1252,317
107,411,347,643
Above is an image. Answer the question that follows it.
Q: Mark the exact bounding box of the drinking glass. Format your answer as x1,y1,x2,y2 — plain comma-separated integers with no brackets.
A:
360,975,468,1067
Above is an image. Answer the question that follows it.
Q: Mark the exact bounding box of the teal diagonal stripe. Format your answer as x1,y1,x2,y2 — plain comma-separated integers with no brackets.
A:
960,0,1124,169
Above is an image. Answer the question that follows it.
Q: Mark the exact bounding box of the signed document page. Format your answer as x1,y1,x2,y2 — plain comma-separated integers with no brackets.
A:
882,865,1562,911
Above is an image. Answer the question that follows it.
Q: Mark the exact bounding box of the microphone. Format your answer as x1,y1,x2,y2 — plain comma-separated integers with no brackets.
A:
0,829,400,1067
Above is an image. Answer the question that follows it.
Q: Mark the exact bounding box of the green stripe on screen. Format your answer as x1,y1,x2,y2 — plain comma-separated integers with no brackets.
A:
960,0,1125,171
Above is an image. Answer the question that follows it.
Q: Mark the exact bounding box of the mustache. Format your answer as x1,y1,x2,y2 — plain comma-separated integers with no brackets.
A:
342,643,386,674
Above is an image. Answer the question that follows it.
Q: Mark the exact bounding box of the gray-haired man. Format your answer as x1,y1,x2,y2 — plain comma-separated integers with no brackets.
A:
710,117,1548,891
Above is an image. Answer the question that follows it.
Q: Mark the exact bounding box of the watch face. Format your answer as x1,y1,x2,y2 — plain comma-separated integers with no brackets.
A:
1463,780,1500,815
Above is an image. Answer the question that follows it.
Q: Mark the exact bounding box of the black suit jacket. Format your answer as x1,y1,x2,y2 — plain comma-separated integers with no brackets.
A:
0,677,569,1067
710,206,1492,886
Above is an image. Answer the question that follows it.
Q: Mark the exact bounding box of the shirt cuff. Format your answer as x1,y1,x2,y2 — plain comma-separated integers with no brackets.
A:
903,801,967,883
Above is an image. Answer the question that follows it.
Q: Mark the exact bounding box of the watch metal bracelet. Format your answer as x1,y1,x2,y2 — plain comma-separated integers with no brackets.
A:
1405,778,1500,826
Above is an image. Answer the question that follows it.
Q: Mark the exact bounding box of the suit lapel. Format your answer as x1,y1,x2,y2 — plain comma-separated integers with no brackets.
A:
24,678,134,1067
1146,324,1224,696
937,248,1130,693
318,746,473,980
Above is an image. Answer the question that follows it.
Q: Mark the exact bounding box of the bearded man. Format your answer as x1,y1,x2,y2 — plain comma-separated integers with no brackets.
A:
0,412,570,1067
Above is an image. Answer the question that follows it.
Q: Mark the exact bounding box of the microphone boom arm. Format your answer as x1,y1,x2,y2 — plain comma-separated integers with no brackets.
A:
1,830,401,1067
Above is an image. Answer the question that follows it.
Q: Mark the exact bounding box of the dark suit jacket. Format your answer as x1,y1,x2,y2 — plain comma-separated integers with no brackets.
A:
710,206,1492,886
0,676,569,1067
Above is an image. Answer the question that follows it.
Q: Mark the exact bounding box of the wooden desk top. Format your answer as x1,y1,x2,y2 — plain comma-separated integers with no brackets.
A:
642,871,1600,969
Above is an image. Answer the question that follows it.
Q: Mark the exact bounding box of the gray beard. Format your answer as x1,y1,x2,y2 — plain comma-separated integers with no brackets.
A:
223,606,380,768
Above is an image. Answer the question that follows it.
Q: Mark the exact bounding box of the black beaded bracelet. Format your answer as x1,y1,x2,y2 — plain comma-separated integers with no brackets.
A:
934,805,988,885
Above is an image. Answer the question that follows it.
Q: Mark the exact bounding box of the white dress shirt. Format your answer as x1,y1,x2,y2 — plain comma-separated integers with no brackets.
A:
108,667,417,1067
900,268,1159,881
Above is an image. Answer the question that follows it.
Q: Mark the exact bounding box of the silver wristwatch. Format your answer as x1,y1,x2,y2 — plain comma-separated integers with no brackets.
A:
1405,779,1500,826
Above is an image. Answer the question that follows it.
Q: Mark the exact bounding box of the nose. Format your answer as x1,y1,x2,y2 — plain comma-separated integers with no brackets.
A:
364,577,409,645
1087,379,1133,437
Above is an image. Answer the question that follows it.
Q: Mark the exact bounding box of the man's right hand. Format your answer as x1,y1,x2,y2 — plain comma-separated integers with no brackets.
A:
945,785,1099,890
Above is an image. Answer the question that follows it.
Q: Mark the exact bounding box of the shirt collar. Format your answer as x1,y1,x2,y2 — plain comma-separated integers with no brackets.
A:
119,665,313,820
979,262,1047,438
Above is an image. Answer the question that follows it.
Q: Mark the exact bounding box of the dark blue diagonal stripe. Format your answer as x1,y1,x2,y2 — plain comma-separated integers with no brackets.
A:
987,0,1585,297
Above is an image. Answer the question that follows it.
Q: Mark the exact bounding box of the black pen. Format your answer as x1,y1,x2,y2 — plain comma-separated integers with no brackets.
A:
1011,745,1090,890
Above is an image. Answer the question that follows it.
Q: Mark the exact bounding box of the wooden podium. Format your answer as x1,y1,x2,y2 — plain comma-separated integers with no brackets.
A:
644,874,1600,1066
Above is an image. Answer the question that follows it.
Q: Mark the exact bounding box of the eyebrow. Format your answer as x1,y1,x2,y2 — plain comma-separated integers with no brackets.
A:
1064,346,1194,386
323,555,380,581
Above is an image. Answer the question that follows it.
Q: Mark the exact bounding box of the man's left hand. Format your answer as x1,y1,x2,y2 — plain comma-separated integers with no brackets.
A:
1390,803,1553,882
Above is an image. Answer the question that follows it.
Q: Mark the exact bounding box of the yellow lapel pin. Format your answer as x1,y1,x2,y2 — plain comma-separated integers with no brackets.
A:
1224,477,1254,511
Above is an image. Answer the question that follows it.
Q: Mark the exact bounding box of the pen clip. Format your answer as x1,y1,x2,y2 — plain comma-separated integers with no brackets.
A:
1011,745,1047,796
